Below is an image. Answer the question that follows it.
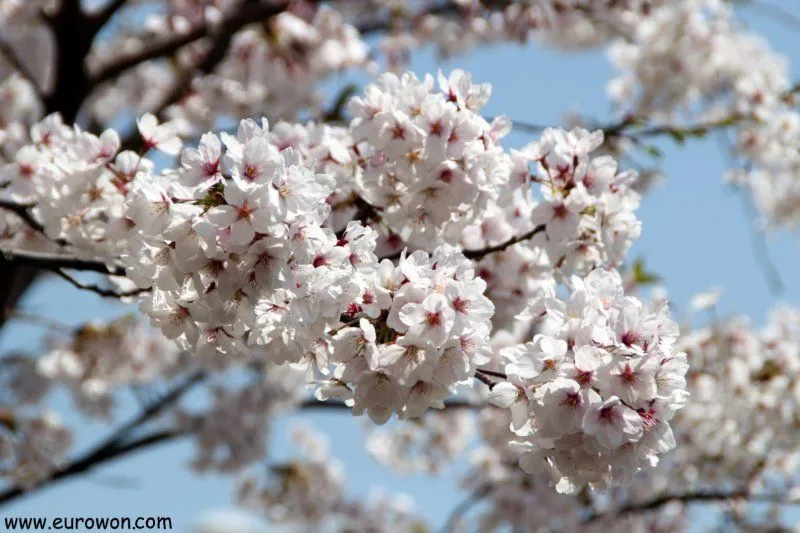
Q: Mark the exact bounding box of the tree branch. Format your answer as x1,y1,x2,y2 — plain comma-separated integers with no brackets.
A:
90,0,292,89
0,429,185,506
0,248,126,276
0,370,204,507
86,0,130,39
0,38,39,92
378,224,546,262
0,200,67,246
299,397,485,411
582,490,800,523
463,224,546,260
437,484,492,533
52,269,147,299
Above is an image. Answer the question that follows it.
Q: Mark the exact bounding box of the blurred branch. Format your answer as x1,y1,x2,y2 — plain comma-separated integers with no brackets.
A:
91,0,294,89
737,186,784,296
90,29,206,87
0,370,205,507
438,484,492,533
0,38,39,93
583,490,800,523
740,1,800,30
713,133,784,296
86,0,130,39
0,428,185,506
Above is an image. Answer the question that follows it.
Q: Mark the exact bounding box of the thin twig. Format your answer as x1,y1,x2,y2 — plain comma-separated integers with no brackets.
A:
379,224,546,263
713,133,784,296
0,370,205,507
474,372,497,390
463,224,546,260
0,200,68,246
299,398,485,411
438,484,492,533
53,269,148,299
737,188,784,296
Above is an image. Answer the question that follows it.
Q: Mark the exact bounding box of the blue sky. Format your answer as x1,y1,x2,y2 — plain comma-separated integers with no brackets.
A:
1,2,799,531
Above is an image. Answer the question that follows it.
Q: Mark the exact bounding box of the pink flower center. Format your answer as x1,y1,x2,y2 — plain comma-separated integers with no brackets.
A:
621,331,640,347
426,312,441,327
452,297,470,313
562,393,581,409
599,406,617,424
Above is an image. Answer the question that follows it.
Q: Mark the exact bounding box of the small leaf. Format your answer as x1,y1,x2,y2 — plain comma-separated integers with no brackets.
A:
631,257,661,286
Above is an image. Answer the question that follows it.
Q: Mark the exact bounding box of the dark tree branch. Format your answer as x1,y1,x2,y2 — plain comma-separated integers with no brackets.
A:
0,370,204,507
463,224,546,260
52,269,148,299
299,397,485,411
0,248,125,276
86,0,130,39
475,368,507,379
583,490,799,523
42,0,94,121
89,27,208,87
474,371,498,390
378,224,546,263
0,200,68,246
0,429,185,506
91,0,293,89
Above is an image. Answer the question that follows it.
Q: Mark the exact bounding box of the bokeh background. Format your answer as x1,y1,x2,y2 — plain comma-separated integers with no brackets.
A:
2,1,800,530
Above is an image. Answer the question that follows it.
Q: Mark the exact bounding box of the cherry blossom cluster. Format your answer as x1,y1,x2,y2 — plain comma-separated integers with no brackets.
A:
607,0,800,228
89,6,368,131
459,189,556,327
608,0,789,121
665,305,800,496
347,69,513,248
37,315,186,419
177,366,304,474
1,113,130,262
365,409,475,474
522,127,642,275
490,268,688,490
315,246,495,423
457,407,689,532
121,115,344,364
374,0,672,68
0,411,72,489
454,125,643,329
114,112,495,424
237,423,426,532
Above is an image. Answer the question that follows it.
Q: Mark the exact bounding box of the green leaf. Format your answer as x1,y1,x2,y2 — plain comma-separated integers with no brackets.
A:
631,257,661,286
641,144,663,158
666,128,687,145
